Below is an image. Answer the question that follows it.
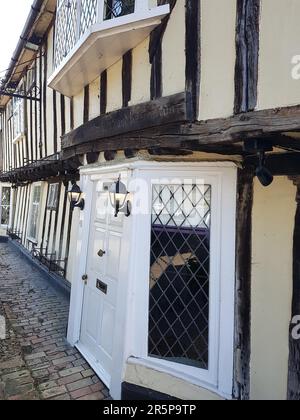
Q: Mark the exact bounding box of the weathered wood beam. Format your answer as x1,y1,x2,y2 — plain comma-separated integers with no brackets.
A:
287,181,300,400
233,168,254,400
62,95,300,158
86,152,99,165
148,148,193,156
186,0,201,119
235,0,260,113
62,92,192,149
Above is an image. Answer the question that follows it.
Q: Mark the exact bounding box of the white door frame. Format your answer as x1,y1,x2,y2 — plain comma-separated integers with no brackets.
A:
67,160,237,400
67,166,135,399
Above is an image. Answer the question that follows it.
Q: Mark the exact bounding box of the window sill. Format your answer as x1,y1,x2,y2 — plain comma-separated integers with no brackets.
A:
127,356,233,400
48,5,170,97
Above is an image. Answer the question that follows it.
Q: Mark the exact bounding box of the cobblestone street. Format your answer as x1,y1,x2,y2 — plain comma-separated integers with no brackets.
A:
0,242,109,400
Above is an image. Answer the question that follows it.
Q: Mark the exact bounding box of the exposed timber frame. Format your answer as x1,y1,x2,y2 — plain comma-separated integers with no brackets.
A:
287,178,300,400
149,0,177,100
185,0,201,119
234,0,260,113
122,50,132,108
233,168,254,400
61,89,300,158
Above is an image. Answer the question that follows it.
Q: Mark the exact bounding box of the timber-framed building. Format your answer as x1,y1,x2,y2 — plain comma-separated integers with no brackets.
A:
1,0,300,400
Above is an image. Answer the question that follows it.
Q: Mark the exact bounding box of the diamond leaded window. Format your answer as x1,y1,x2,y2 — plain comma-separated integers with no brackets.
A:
149,184,211,370
104,0,135,20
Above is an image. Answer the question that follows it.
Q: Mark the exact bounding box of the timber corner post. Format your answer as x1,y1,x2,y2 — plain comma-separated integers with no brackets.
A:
287,177,300,400
233,167,254,400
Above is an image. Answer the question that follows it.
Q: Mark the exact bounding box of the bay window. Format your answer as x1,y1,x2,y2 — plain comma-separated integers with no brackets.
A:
49,0,170,96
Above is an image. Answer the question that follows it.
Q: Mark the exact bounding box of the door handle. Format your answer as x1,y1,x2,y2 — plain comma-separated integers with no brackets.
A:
97,249,106,258
82,274,88,285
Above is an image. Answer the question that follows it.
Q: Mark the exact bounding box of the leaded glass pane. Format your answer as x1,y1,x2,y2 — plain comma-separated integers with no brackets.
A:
80,0,98,37
104,0,135,20
148,184,211,370
54,0,77,68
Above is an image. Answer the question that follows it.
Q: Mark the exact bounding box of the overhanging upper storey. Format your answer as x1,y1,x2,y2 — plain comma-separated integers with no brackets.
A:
48,0,170,97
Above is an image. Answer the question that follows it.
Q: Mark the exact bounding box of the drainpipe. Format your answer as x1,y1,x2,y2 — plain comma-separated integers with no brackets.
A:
1,0,45,88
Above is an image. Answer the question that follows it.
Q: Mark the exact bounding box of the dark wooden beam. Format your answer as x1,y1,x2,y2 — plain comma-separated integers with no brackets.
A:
84,84,89,124
62,92,192,150
287,181,300,400
186,0,201,119
148,148,193,156
233,168,254,400
104,151,117,162
100,70,107,115
122,50,132,108
235,0,260,113
86,151,99,165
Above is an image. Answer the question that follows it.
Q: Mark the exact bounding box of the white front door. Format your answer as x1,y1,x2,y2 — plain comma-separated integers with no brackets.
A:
79,180,124,387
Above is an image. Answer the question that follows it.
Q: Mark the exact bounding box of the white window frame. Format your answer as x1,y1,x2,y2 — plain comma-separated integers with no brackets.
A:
47,183,60,211
126,163,237,399
0,184,13,228
12,95,25,143
27,183,42,243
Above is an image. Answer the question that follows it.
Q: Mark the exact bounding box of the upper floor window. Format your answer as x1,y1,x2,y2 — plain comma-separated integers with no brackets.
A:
53,0,165,69
28,185,41,241
12,96,24,141
47,183,60,211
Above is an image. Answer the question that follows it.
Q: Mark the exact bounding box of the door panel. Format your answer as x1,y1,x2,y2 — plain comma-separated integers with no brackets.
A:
79,181,124,385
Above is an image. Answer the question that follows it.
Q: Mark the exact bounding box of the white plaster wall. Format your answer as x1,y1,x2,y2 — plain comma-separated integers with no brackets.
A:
89,77,100,121
258,0,300,109
199,0,236,120
106,59,123,113
73,89,84,129
130,38,151,106
250,177,295,400
162,0,186,97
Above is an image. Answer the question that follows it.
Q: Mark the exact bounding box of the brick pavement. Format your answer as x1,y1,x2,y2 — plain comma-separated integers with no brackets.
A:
0,242,110,400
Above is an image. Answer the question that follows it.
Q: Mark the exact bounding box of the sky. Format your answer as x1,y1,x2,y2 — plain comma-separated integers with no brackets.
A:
0,0,33,80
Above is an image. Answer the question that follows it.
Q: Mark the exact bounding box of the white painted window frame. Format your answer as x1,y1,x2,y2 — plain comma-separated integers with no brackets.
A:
0,183,13,229
126,163,237,399
67,161,237,400
12,95,25,143
27,183,42,243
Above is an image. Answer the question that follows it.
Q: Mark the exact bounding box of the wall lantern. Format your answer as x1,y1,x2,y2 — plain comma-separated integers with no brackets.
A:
109,176,131,218
256,150,274,187
68,182,85,211
244,139,274,187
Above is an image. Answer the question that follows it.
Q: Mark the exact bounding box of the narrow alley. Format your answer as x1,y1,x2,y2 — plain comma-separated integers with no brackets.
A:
0,242,109,400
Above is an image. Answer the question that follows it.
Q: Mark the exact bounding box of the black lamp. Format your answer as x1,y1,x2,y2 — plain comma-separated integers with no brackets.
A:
256,150,274,187
109,175,131,217
68,182,85,211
